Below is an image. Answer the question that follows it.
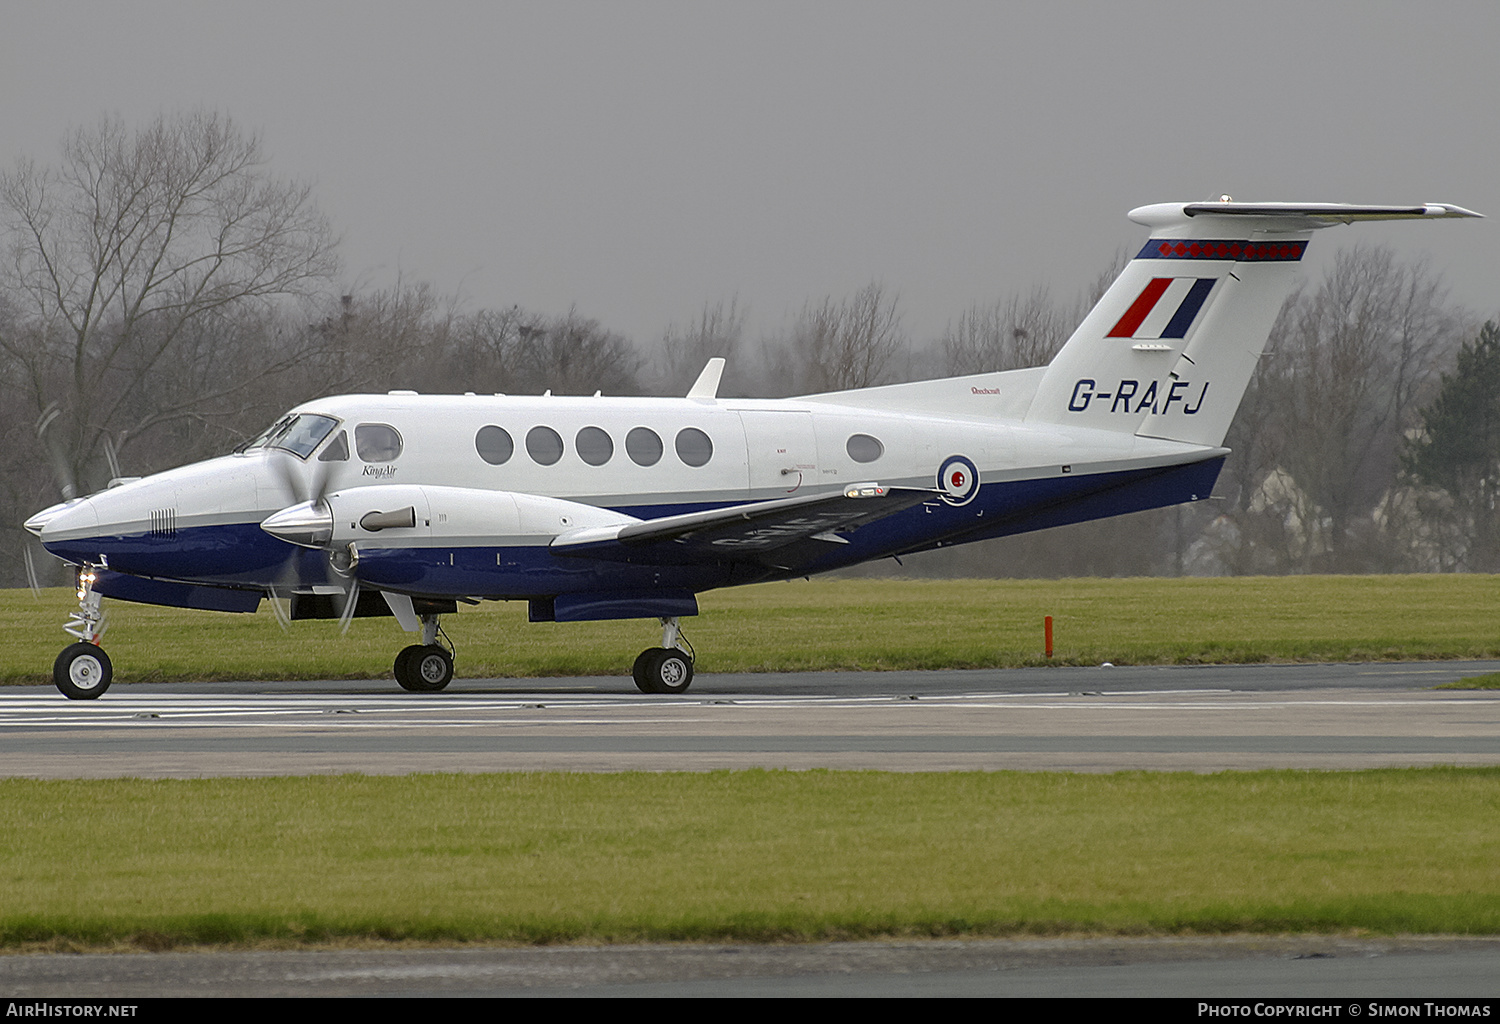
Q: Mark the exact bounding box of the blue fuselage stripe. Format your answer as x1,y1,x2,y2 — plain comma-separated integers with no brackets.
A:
43,457,1225,601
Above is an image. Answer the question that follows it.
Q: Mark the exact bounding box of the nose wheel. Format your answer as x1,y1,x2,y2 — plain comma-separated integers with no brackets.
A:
55,642,112,700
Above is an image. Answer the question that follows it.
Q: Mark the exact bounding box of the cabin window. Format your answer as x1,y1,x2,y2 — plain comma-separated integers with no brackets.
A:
576,426,614,466
846,433,884,463
355,423,403,463
626,427,663,466
675,427,713,467
317,430,349,462
475,425,514,465
526,425,564,465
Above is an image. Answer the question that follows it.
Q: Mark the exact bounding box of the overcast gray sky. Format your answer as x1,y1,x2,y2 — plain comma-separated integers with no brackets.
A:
3,0,1496,353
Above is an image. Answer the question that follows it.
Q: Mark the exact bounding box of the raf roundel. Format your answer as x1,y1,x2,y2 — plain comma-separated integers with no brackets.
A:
937,454,980,505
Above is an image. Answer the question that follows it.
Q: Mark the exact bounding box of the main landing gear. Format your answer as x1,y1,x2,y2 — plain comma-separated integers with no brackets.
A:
54,565,112,700
632,616,695,695
393,612,454,692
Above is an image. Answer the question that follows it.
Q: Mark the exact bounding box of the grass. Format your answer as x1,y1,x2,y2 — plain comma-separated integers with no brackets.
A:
1439,672,1500,689
1,769,1497,949
3,574,1500,684
4,577,1497,949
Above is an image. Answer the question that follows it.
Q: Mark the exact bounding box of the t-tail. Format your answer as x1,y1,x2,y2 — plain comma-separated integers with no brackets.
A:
1025,200,1481,447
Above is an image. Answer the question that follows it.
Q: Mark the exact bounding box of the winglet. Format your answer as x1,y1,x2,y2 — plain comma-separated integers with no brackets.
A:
686,358,726,399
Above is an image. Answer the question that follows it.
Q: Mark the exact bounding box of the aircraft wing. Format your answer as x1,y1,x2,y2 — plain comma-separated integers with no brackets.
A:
551,484,935,568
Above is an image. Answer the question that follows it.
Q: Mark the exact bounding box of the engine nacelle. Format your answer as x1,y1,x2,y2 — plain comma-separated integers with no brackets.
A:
261,484,639,550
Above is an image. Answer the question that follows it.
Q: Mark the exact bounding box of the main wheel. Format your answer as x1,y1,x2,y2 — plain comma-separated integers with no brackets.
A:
633,647,693,695
54,642,112,700
631,648,659,693
394,644,424,691
408,644,453,692
395,643,451,692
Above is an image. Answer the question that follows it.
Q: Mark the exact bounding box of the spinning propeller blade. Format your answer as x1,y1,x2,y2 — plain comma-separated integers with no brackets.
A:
265,448,363,635
23,545,42,599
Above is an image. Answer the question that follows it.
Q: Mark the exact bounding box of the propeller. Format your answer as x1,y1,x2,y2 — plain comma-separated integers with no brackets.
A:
35,402,78,500
261,441,363,634
23,544,42,599
29,404,107,596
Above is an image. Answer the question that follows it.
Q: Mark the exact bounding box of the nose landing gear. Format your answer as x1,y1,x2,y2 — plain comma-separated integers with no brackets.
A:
54,565,111,700
632,616,695,694
55,642,112,700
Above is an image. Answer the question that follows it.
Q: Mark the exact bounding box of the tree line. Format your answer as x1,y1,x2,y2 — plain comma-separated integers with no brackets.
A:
2,112,1496,587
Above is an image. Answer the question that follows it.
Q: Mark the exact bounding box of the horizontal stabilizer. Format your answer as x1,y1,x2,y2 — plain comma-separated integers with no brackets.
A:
1180,201,1481,222
1131,200,1482,232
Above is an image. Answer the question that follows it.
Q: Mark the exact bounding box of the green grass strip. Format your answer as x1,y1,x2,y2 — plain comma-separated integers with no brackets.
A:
2,769,1497,949
1439,673,1500,689
4,574,1500,684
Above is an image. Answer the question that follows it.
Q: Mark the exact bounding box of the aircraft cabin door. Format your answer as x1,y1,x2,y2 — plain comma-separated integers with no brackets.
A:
738,410,819,499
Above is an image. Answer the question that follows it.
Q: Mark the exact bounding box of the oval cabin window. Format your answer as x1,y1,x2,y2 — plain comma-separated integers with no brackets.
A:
675,427,713,467
626,427,663,466
525,425,564,466
576,426,614,466
846,433,884,463
475,425,514,465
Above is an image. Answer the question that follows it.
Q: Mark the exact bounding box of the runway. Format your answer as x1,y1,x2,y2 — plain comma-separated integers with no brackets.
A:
5,936,1499,998
5,662,1498,997
3,660,1498,777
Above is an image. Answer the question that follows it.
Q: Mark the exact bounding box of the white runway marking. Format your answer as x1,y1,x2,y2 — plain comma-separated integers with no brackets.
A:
2,687,1496,729
2,675,1496,776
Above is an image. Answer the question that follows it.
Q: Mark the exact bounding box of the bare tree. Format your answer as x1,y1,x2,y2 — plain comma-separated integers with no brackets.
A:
450,305,643,396
769,282,905,395
305,282,457,398
941,253,1127,376
0,111,337,496
1281,247,1462,569
1210,246,1465,573
658,296,746,395
942,286,1070,374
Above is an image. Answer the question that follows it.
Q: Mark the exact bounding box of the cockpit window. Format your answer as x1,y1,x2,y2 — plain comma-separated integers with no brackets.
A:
318,430,350,462
244,414,339,459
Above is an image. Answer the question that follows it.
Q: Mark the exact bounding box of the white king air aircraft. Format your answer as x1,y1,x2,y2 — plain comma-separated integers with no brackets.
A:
25,199,1479,699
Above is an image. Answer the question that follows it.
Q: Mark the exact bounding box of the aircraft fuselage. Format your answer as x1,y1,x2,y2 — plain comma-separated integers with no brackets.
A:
34,390,1222,604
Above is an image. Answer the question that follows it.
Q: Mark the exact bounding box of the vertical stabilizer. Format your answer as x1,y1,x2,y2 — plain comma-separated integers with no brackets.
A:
1026,201,1479,447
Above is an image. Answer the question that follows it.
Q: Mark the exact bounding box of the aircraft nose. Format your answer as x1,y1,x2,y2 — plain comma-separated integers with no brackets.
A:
24,500,79,537
261,500,333,548
26,498,99,543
